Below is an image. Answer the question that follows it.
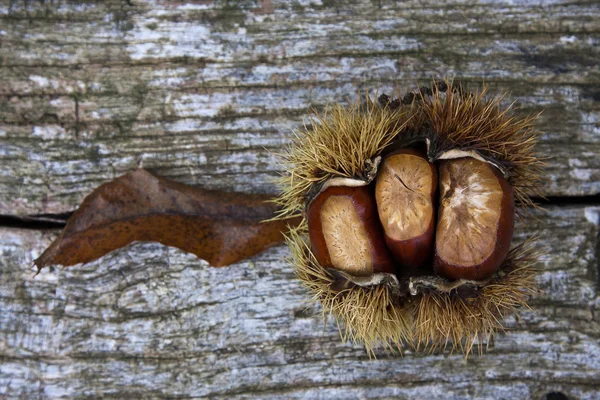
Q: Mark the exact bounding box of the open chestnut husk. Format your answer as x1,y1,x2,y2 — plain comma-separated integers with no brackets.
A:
276,81,543,354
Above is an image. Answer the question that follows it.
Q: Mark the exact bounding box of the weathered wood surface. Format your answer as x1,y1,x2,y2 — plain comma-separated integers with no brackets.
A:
2,207,600,399
0,0,599,399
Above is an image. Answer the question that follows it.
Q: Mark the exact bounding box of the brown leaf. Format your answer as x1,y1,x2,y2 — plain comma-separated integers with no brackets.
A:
34,169,299,270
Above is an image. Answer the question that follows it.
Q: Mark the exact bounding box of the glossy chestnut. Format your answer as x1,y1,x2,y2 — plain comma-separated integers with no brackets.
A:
375,149,437,274
307,183,395,276
434,157,515,281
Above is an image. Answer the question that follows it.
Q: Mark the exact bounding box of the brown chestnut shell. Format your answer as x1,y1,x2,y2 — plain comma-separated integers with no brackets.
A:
434,157,515,281
375,149,437,275
307,184,395,276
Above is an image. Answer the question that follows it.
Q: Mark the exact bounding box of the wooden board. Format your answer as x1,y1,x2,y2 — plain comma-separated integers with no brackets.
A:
1,206,599,399
1,0,599,399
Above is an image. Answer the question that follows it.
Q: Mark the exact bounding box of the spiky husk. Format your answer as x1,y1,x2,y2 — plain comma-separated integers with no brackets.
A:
413,239,539,355
289,222,539,355
276,81,543,354
419,85,544,210
273,96,413,219
287,225,413,355
276,82,543,219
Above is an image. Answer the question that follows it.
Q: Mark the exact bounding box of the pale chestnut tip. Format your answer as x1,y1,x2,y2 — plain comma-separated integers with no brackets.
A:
307,185,395,276
375,149,437,275
434,157,515,281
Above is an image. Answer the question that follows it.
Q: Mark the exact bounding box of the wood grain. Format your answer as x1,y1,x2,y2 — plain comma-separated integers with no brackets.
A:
1,0,599,399
1,0,599,216
1,206,599,399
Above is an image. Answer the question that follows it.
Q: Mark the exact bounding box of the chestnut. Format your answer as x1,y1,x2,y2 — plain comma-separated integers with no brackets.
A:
307,183,395,276
434,157,515,281
375,149,437,273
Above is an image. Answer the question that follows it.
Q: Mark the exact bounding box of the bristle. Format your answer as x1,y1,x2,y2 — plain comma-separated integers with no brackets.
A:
413,239,540,355
275,82,544,218
287,224,413,355
421,82,546,212
274,97,413,219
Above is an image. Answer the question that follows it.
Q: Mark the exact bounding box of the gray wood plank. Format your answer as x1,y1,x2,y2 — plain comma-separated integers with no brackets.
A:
1,0,599,215
0,205,599,399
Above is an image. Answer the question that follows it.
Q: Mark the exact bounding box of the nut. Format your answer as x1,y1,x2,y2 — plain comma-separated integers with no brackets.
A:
434,157,515,281
375,149,437,274
307,184,395,276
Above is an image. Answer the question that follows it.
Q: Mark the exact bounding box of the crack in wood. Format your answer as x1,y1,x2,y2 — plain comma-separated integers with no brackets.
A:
0,213,69,229
4,198,600,230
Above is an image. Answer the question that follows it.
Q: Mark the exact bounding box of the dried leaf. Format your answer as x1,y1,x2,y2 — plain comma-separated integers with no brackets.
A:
34,169,299,270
